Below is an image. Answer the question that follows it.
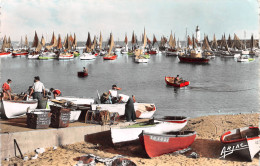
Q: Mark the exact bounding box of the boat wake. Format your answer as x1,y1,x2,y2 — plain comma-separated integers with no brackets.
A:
189,86,257,93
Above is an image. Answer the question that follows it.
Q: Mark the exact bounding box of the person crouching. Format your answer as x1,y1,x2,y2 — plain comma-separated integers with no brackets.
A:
50,88,61,99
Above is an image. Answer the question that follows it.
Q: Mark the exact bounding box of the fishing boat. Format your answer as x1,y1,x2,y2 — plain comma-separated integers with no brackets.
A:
92,103,156,119
220,127,260,161
165,77,190,88
103,33,117,60
80,52,96,60
139,130,196,158
237,55,254,62
38,51,57,60
135,29,149,63
12,50,29,56
166,32,178,56
0,99,38,119
59,52,74,60
111,116,189,145
0,36,12,57
178,35,209,64
55,96,95,105
28,31,42,59
78,71,88,77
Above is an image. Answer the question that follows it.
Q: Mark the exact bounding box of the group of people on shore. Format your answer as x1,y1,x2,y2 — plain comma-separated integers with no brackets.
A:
1,77,62,108
101,84,136,122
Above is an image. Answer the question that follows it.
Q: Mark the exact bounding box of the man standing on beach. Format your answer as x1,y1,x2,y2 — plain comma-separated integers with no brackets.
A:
2,79,12,100
29,76,45,108
118,94,136,122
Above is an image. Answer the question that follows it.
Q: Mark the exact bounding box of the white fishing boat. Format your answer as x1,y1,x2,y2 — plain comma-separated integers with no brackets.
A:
59,52,74,60
80,52,96,60
111,116,189,144
134,28,149,63
28,53,40,59
92,103,156,119
39,51,57,60
0,99,38,119
134,56,149,63
55,96,95,105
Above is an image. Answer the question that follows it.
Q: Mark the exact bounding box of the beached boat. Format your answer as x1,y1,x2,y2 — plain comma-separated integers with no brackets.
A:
55,96,95,105
91,103,156,119
111,116,189,144
220,127,260,161
165,76,190,88
139,130,196,158
78,71,88,77
0,99,38,119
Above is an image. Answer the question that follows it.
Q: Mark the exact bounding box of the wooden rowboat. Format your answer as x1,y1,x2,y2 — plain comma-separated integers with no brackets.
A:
0,99,38,119
78,72,88,77
103,54,117,60
220,127,260,161
111,116,189,145
139,131,196,158
165,76,190,88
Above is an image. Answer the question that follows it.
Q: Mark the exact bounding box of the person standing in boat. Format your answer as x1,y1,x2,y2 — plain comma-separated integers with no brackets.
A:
118,94,136,122
50,88,62,99
2,79,12,100
29,76,46,108
108,84,121,104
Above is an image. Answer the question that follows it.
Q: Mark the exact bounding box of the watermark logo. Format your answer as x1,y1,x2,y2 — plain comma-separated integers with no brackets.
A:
220,142,248,159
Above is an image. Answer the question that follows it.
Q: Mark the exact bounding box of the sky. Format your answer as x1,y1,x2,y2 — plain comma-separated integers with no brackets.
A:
1,0,259,42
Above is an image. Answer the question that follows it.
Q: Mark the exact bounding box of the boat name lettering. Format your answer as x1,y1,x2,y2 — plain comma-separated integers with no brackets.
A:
219,143,248,159
150,136,169,142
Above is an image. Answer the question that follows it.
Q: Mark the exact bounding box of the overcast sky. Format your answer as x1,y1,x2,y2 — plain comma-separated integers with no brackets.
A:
1,0,258,42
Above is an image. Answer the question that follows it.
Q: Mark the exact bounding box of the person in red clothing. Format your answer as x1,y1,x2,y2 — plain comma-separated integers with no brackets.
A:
50,88,61,99
2,79,12,100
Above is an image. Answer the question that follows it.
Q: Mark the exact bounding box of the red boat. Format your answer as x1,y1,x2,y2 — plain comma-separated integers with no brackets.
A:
12,51,29,56
103,55,117,60
139,131,196,158
165,76,190,88
77,72,88,77
148,50,156,55
0,52,12,57
178,55,209,64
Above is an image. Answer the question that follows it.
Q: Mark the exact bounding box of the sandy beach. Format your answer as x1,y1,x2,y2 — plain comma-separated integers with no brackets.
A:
1,113,259,166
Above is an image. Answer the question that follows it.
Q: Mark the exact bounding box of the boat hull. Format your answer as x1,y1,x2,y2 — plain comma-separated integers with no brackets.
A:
165,77,190,87
111,118,188,144
139,131,196,158
135,57,149,63
55,96,94,105
80,53,96,60
0,52,12,57
178,55,209,64
0,99,38,119
103,55,117,60
12,52,29,56
220,127,260,161
78,72,88,77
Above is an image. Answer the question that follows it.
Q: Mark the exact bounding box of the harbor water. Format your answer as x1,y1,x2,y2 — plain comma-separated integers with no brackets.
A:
0,51,259,118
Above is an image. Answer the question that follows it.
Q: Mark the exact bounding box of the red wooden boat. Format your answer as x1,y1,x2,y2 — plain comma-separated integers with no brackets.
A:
220,127,260,161
178,55,209,64
148,50,156,55
77,72,88,77
12,51,29,56
103,54,117,60
0,52,12,57
165,76,190,88
139,131,196,158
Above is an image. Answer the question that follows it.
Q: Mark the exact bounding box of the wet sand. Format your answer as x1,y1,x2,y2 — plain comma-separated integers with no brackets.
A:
1,113,259,166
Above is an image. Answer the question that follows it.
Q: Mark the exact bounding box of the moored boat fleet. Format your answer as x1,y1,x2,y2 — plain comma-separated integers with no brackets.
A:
1,26,259,64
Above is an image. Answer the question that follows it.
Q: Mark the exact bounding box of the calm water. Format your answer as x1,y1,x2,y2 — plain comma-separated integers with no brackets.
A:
0,51,259,118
